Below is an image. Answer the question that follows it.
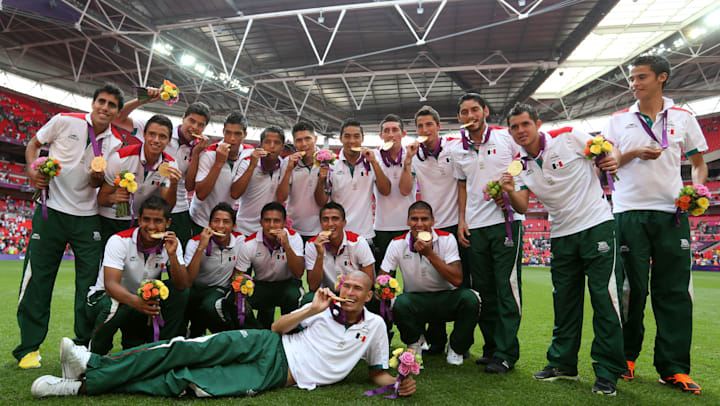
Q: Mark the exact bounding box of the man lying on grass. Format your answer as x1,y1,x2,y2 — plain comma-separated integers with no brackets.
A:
31,271,416,398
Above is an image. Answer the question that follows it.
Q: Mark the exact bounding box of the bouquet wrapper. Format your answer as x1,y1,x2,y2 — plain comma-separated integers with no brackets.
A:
364,374,406,399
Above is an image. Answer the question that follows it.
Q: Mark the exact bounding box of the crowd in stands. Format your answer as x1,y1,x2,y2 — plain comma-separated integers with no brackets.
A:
0,93,51,145
699,115,720,153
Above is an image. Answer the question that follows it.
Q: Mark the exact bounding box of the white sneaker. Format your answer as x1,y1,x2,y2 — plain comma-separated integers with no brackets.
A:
31,375,81,398
60,337,90,379
407,335,424,359
446,346,464,365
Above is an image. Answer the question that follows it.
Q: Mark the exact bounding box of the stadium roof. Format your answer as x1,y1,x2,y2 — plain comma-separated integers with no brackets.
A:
0,0,719,138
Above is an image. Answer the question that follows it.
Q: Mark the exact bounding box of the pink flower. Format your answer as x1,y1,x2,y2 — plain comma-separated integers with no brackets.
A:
410,363,420,375
376,274,391,285
316,149,333,162
398,351,416,365
31,157,47,171
398,363,410,376
482,185,491,201
694,184,710,198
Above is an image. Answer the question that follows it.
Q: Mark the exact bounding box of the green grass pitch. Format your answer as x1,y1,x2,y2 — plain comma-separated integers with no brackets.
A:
0,261,718,405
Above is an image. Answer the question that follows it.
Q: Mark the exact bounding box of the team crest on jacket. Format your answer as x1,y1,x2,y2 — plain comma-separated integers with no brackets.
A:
597,241,610,253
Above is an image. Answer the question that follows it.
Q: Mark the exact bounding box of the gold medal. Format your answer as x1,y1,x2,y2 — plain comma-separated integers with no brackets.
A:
211,230,226,237
90,156,106,172
461,121,476,128
508,160,523,176
382,141,394,151
350,147,363,152
319,230,332,237
417,231,432,242
417,136,428,143
158,162,171,177
150,232,166,239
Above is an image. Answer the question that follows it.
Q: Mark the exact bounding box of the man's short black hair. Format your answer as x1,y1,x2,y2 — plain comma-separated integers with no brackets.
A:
340,118,364,136
319,202,346,221
408,200,433,218
260,126,285,145
380,113,404,132
631,55,671,88
292,121,315,136
93,83,124,111
507,103,539,126
139,195,171,220
184,102,211,124
210,202,236,225
261,201,286,220
144,114,173,137
224,111,248,131
456,93,488,114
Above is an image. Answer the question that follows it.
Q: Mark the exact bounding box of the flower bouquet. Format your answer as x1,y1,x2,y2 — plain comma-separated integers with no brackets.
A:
314,149,335,194
113,170,138,221
136,279,169,342
137,79,179,107
676,184,711,217
30,156,61,220
231,273,254,326
483,180,515,247
583,135,619,189
365,347,422,398
375,274,400,322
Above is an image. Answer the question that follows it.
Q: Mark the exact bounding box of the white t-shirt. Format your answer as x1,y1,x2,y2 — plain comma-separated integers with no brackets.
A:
286,160,322,237
188,143,251,227
328,150,377,240
100,144,177,220
381,229,460,293
34,112,124,216
233,155,288,235
90,227,185,295
132,118,193,213
373,147,415,231
516,129,614,238
411,137,462,229
282,304,389,390
305,230,375,290
603,97,708,214
235,228,303,282
451,127,526,228
184,232,243,287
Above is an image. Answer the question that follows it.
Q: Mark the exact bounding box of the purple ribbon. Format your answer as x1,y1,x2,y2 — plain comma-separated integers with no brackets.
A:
152,314,165,342
501,193,514,243
417,137,442,161
408,234,416,253
521,131,547,169
635,111,668,149
205,236,227,256
461,124,491,151
364,375,406,398
41,189,48,220
594,154,615,191
87,123,101,157
136,233,164,269
260,156,281,176
129,193,135,227
237,292,246,325
331,302,363,327
674,207,681,228
344,153,370,173
380,147,403,167
323,164,333,194
262,232,281,253
140,143,168,173
380,299,393,322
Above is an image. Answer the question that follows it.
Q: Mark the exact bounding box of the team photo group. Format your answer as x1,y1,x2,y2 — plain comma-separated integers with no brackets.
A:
15,54,707,399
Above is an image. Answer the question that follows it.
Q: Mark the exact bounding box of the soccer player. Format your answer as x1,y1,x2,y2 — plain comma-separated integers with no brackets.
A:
276,121,322,242
236,202,304,329
373,114,416,271
15,84,125,368
305,202,375,293
451,93,524,373
381,201,479,366
315,119,391,242
31,272,416,398
232,126,288,235
114,96,212,246
502,103,624,395
189,112,250,236
85,196,190,355
184,202,255,336
604,55,707,394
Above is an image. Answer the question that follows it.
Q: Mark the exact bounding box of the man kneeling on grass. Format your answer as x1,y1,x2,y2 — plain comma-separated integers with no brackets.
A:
31,271,416,398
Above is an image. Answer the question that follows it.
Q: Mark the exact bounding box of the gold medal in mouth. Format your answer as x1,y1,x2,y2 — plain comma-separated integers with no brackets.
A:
417,136,428,143
330,294,356,303
211,230,226,237
417,231,432,242
150,232,167,239
350,147,363,152
319,230,333,237
382,141,394,151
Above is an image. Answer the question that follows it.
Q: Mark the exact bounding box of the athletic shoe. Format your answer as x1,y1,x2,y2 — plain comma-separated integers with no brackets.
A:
621,360,635,381
659,374,702,395
18,350,41,369
474,356,492,365
31,376,81,398
486,358,513,374
533,366,579,381
60,337,90,379
446,346,464,366
592,377,617,396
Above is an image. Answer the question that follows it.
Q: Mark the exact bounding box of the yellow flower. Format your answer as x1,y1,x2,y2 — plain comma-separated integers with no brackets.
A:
124,173,135,181
697,197,709,210
171,89,178,98
247,288,254,296
601,141,613,153
119,179,128,188
389,279,398,289
593,136,604,145
127,181,138,194
240,285,248,294
691,207,704,216
159,285,169,300
392,348,404,357
161,92,170,100
163,85,173,93
246,281,254,288
389,357,398,368
589,144,602,155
